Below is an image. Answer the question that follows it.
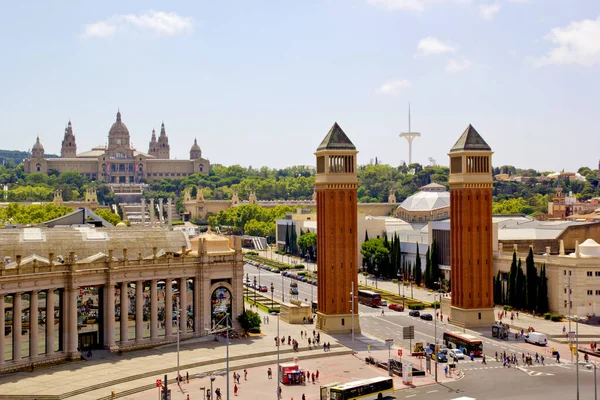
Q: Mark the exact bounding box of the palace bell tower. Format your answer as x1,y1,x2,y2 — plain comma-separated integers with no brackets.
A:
315,122,360,334
448,124,495,328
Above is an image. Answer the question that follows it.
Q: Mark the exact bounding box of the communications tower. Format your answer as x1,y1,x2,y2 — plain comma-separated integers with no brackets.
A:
399,103,420,165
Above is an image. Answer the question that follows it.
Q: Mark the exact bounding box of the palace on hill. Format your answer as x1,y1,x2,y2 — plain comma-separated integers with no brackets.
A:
24,111,210,183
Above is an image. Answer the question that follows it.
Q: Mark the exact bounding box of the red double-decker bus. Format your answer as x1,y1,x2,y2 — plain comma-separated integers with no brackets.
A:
357,290,382,307
443,331,483,356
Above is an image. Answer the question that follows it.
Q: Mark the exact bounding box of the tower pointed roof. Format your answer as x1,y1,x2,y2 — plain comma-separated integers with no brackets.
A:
450,124,491,153
32,136,44,151
151,128,156,142
160,122,166,137
317,122,356,151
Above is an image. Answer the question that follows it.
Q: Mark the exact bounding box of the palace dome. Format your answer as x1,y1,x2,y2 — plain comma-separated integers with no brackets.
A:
190,138,201,152
32,136,44,151
109,110,130,137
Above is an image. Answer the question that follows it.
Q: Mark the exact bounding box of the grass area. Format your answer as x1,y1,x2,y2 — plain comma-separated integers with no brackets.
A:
244,254,304,271
245,297,280,313
358,284,433,308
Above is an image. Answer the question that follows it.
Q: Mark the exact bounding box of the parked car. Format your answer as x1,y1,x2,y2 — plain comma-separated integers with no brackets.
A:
434,352,448,363
420,313,433,321
312,281,318,286
448,349,465,360
409,310,421,317
380,300,388,307
259,285,268,292
290,287,299,295
525,332,548,346
290,282,298,287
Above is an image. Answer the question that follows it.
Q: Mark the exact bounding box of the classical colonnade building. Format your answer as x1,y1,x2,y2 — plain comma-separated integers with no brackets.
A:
0,226,243,373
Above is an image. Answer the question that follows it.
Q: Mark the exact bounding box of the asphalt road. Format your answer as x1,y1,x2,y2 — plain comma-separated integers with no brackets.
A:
244,264,599,399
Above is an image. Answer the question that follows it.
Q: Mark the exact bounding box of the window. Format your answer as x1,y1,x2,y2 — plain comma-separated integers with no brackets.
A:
564,288,567,294
596,272,600,277
569,271,572,276
588,290,593,295
588,271,593,277
597,290,600,296
564,270,567,276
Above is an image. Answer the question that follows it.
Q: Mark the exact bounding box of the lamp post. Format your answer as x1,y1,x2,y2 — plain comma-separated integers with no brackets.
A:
281,274,285,303
253,276,257,307
374,265,379,289
350,281,357,345
176,297,181,381
270,282,274,309
276,312,288,399
398,271,405,309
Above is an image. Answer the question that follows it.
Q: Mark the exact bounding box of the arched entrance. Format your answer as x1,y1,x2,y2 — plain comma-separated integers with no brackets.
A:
211,287,231,329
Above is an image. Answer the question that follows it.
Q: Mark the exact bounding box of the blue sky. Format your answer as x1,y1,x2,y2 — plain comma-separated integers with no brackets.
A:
1,0,599,172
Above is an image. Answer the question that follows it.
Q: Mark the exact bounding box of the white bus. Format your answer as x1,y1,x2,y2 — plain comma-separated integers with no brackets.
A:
329,376,394,400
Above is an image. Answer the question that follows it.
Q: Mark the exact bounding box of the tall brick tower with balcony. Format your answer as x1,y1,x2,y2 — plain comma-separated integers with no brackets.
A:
448,124,495,328
315,122,360,334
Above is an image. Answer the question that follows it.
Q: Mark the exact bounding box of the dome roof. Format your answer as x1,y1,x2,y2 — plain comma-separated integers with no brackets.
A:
116,221,127,228
190,138,201,151
32,136,44,151
579,239,600,257
109,110,129,137
397,190,450,212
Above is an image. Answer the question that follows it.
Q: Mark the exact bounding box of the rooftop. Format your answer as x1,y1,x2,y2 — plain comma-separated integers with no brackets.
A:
316,122,356,151
449,124,491,153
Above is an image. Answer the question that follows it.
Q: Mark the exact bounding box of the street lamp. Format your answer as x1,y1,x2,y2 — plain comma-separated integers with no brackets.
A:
350,282,357,345
374,265,379,289
281,273,285,303
397,271,405,309
276,312,288,399
253,276,257,307
270,282,274,309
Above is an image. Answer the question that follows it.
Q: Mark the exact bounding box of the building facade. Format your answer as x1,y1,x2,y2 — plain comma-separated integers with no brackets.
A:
24,111,210,183
448,124,495,328
0,227,243,373
315,123,360,334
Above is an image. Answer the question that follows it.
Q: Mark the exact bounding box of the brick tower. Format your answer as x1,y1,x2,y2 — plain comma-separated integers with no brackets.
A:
315,122,360,334
448,124,495,328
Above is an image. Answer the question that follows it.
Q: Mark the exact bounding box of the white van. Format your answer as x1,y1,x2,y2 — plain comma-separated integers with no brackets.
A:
525,332,548,346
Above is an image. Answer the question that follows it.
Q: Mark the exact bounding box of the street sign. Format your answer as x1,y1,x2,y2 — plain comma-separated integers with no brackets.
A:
156,379,162,388
568,331,575,339
385,338,394,344
402,326,415,340
398,349,403,356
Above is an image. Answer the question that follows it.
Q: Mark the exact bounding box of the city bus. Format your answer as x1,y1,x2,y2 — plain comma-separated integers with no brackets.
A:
358,290,382,307
443,331,483,356
329,376,394,400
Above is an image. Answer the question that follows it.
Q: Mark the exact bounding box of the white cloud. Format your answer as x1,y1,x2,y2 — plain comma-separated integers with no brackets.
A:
479,3,501,20
367,0,471,13
445,58,472,72
536,16,600,67
82,11,194,39
376,79,412,96
417,36,457,55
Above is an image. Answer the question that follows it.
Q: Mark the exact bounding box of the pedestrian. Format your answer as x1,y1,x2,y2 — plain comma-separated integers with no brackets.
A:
316,370,319,380
234,384,238,396
470,351,474,361
301,331,303,339
302,394,306,400
187,395,190,400
381,309,384,316
541,355,545,365
244,369,247,380
516,311,519,319
207,389,211,400
186,371,189,384
522,353,525,362
268,367,272,379
482,354,486,365
444,365,449,377
311,373,315,384
495,351,498,361
556,352,560,363
535,353,539,363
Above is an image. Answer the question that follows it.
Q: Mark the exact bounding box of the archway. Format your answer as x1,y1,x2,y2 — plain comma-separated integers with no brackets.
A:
210,286,232,329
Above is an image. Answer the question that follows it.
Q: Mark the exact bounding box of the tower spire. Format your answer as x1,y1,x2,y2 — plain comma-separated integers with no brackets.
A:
408,102,411,132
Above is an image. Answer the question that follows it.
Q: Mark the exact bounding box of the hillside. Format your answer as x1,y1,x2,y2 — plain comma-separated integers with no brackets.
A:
0,149,58,165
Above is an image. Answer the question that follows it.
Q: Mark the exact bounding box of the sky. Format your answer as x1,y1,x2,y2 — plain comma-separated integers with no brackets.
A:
1,0,599,172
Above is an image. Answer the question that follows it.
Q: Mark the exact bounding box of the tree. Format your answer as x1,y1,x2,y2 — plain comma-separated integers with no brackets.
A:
508,251,518,307
515,258,525,309
365,230,369,242
525,247,538,312
414,244,422,286
297,232,317,259
360,238,390,277
424,247,431,288
290,222,298,255
237,309,261,333
494,271,503,305
0,203,74,226
537,264,549,314
430,239,440,287
243,219,275,239
94,208,121,226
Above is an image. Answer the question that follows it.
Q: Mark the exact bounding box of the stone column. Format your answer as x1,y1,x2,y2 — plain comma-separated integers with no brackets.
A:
13,293,22,361
193,277,201,335
141,198,146,226
104,285,115,348
46,290,54,355
135,281,143,342
150,198,155,227
66,288,78,356
167,198,173,230
0,294,5,364
120,282,128,344
150,280,158,340
29,291,39,359
180,277,187,333
165,280,173,338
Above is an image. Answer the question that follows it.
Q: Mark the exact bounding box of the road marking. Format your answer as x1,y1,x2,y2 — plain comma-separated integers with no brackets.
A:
405,395,416,398
427,390,439,393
